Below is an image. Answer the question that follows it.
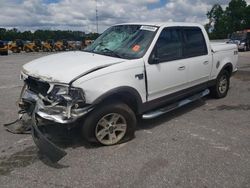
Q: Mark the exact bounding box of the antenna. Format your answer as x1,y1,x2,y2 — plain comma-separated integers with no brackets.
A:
95,0,99,33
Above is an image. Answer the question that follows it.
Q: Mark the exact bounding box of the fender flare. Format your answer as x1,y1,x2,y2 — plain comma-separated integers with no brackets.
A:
219,62,233,77
92,86,144,114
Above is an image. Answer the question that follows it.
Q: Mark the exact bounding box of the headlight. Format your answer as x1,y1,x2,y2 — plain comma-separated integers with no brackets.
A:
240,42,245,45
69,87,85,101
50,85,69,96
48,85,85,103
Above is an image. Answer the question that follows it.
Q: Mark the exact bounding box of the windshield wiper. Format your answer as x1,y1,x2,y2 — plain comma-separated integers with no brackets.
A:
101,48,122,58
83,48,122,58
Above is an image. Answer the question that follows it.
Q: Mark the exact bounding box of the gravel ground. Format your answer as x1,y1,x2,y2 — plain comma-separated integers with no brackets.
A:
0,51,249,188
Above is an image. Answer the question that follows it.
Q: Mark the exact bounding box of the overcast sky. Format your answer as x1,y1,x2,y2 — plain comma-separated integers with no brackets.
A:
0,0,249,33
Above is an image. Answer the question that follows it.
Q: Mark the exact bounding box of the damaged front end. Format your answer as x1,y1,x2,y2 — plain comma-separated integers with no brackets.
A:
18,73,93,162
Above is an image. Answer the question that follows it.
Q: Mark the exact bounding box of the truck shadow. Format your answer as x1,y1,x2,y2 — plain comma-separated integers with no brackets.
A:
33,98,207,166
136,99,205,130
41,98,206,151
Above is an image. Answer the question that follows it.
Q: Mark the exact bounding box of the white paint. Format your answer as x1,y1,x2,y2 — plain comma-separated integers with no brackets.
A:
21,22,238,105
22,51,125,83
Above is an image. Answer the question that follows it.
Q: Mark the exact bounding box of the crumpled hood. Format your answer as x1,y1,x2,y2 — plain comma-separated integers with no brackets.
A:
22,51,124,83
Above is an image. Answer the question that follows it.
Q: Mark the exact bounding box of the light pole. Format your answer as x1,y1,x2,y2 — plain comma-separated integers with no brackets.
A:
95,0,99,33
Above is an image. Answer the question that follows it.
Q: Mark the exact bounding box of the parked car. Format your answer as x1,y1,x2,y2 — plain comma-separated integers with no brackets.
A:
228,29,250,51
18,22,238,162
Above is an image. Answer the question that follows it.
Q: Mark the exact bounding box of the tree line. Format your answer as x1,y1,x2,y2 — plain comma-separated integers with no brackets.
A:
206,0,250,39
0,28,100,41
1,0,249,41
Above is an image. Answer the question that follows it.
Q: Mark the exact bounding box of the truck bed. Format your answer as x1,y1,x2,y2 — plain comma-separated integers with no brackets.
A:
210,42,236,52
210,42,238,80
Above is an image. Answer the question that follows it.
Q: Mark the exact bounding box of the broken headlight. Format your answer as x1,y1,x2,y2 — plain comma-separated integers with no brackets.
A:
48,85,85,104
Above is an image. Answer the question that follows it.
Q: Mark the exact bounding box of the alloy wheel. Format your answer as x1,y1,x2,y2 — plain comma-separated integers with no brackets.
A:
218,75,228,94
95,113,127,145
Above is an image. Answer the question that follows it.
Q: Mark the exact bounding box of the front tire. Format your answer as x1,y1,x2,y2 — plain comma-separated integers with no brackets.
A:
210,70,230,98
81,102,136,145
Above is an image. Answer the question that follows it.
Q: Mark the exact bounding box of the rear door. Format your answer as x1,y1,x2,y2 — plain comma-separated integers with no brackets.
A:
182,27,212,86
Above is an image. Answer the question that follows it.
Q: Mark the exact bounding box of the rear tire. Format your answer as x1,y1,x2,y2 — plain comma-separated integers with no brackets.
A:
210,70,230,98
81,101,136,145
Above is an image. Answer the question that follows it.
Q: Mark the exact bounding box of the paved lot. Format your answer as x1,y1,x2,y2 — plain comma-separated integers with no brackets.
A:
0,52,249,188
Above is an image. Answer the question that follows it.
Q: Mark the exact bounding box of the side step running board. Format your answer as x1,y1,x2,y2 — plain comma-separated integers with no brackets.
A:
142,89,210,119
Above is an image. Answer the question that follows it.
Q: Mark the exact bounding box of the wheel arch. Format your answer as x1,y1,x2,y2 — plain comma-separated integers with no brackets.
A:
92,86,144,115
220,62,233,77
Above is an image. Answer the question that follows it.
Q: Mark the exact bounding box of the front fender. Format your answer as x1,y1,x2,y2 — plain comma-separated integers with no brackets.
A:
73,61,147,106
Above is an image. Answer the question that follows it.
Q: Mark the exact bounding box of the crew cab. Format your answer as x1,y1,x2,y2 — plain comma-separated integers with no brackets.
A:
18,22,238,161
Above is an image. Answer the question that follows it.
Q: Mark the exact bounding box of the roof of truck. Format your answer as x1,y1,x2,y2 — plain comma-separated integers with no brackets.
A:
114,22,203,28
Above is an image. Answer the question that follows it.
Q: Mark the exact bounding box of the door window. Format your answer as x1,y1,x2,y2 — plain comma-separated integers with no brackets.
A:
155,28,183,62
183,27,208,58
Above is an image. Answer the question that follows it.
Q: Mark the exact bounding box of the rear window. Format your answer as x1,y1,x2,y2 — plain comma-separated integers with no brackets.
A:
183,27,208,58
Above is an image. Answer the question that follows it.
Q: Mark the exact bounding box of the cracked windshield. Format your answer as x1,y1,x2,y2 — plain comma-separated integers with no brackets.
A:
84,25,158,59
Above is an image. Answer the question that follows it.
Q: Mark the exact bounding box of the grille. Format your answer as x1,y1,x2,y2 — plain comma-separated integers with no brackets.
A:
25,77,50,96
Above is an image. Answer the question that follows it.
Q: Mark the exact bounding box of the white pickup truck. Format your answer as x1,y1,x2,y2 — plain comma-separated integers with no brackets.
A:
18,22,238,161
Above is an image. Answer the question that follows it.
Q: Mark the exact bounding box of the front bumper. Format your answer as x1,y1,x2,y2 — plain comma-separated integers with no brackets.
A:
36,103,93,124
20,87,93,162
31,112,67,162
21,88,93,124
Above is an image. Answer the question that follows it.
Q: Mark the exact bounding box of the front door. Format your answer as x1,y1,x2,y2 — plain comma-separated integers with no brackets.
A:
145,27,189,101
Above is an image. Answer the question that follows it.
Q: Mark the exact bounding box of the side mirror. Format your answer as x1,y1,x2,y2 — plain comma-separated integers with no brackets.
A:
149,55,160,64
149,46,160,64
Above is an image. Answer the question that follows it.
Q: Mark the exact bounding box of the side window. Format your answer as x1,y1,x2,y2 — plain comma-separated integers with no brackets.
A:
183,27,208,57
155,28,182,62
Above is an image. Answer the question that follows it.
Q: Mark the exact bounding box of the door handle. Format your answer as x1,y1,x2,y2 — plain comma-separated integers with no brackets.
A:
178,66,186,71
203,61,209,65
